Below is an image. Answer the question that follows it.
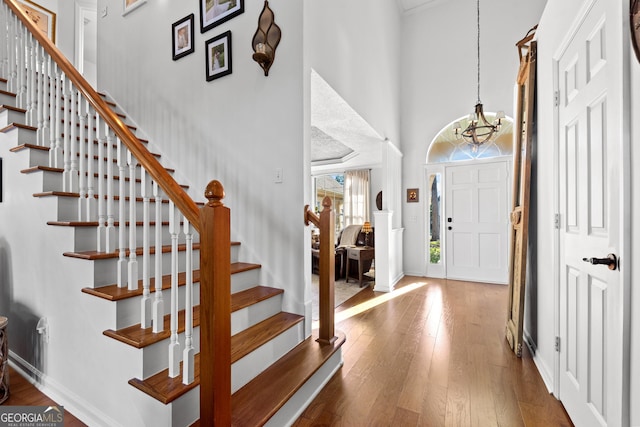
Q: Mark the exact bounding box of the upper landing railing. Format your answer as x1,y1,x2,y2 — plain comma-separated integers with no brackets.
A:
1,1,230,424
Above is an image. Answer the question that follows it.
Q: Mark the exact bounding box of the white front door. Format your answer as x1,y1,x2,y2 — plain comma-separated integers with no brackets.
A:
445,160,509,284
557,0,628,425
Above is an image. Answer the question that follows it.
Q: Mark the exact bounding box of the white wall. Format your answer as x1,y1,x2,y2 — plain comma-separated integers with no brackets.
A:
400,0,546,276
305,1,402,147
630,12,640,427
96,0,306,315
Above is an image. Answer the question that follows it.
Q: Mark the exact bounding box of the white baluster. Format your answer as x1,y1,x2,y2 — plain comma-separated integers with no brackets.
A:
140,169,151,328
85,104,96,221
168,201,180,378
62,75,71,192
26,33,35,126
182,217,194,385
152,181,164,333
96,115,106,252
51,64,62,168
77,98,88,221
0,3,7,78
16,26,25,108
36,46,45,147
7,14,16,93
127,151,138,290
69,87,79,193
116,137,126,288
105,126,115,252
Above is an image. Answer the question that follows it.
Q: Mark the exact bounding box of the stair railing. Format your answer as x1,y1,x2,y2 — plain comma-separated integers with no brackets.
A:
1,0,231,423
304,197,337,344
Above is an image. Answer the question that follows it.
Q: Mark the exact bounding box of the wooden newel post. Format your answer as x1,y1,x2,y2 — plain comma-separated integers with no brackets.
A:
317,197,336,345
199,180,231,426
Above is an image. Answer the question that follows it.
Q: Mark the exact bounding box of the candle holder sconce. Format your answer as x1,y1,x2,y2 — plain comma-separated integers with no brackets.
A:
251,1,281,76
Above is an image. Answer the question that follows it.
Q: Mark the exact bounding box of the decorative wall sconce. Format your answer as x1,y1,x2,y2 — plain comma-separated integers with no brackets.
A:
251,1,281,76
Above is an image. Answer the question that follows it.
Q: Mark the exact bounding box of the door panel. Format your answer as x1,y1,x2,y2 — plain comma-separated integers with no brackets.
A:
445,160,509,284
557,0,625,425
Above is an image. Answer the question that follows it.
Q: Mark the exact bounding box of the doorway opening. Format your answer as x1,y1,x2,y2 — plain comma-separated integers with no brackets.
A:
425,115,514,283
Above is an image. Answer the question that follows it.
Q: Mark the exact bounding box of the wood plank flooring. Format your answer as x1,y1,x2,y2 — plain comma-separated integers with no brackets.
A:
293,276,574,426
1,366,86,426
4,276,573,426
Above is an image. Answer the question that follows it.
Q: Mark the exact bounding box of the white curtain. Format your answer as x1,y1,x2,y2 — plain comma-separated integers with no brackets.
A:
344,169,370,226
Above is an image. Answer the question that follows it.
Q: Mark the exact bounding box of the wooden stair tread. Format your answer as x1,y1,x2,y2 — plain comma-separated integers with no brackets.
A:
128,329,345,413
47,220,172,227
33,191,199,204
80,258,248,302
231,312,303,363
10,143,49,153
231,331,346,426
102,286,284,349
0,104,26,113
0,122,37,133
63,243,203,260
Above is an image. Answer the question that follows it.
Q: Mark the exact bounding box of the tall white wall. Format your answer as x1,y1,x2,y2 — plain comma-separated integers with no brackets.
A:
629,9,640,427
96,0,306,314
305,1,402,147
400,0,546,276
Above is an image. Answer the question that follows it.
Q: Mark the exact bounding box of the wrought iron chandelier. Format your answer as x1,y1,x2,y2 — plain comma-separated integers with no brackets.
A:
453,0,505,149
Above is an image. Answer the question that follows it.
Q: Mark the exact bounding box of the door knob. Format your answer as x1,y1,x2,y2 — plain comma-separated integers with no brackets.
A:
582,253,617,270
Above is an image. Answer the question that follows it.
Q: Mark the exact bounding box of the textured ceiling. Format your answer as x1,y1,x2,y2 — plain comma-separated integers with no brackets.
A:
311,70,383,168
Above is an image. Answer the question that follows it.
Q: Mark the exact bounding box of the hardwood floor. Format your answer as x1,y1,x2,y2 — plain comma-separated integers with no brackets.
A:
294,276,574,426
1,366,86,426
3,276,573,426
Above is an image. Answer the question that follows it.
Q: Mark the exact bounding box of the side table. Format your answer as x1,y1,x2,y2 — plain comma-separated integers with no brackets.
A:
345,247,375,287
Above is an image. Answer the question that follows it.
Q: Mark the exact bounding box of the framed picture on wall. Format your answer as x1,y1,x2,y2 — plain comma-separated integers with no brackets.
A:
205,31,232,81
407,188,419,203
172,14,195,60
17,0,56,43
200,0,244,33
123,0,147,16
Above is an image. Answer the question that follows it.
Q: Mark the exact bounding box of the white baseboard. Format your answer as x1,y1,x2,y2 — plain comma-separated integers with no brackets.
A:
9,351,123,427
523,331,555,395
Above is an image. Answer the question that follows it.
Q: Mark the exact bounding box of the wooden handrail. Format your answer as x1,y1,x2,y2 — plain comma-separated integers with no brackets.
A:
3,0,200,228
304,197,336,344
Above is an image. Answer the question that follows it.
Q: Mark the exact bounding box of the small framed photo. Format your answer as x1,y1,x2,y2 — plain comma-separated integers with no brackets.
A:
172,14,195,61
205,31,232,81
18,0,56,43
200,0,244,33
407,188,419,203
123,0,146,16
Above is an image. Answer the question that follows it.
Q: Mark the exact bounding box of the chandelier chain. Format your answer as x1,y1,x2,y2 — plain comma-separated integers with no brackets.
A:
476,0,481,104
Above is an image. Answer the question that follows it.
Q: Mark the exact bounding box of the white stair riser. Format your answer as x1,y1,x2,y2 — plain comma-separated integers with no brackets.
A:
88,253,255,292
231,294,283,335
140,327,201,379
52,195,176,222
0,107,25,126
0,92,17,105
231,322,304,393
10,145,49,167
71,224,201,252
114,282,201,330
88,250,202,288
2,124,37,145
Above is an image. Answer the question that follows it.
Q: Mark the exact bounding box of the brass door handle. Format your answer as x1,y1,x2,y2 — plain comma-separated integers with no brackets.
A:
582,253,617,270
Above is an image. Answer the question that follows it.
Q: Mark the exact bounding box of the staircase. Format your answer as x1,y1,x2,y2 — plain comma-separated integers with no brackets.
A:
0,1,345,425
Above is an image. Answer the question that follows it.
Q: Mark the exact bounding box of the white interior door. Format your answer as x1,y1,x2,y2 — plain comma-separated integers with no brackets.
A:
557,0,627,425
445,160,509,284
